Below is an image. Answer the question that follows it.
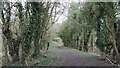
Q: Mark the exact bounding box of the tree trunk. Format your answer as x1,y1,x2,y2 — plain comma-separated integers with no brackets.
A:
115,21,120,64
112,36,120,64
2,28,20,62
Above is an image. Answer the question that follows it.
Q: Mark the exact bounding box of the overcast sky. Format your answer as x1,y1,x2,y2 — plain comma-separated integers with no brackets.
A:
55,5,69,24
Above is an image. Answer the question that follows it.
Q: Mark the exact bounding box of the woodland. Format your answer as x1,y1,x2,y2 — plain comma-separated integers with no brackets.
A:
0,1,120,67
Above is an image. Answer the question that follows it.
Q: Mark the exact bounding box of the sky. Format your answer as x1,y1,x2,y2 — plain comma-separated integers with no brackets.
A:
55,6,68,24
56,14,68,23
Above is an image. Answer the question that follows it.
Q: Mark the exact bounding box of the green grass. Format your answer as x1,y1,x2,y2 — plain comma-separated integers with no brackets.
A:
34,51,62,66
6,51,62,66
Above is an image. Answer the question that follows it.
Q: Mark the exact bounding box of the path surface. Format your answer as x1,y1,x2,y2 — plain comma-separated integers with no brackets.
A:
48,42,115,66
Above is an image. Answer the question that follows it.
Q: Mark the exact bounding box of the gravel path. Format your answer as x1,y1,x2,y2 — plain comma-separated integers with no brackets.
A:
49,42,116,66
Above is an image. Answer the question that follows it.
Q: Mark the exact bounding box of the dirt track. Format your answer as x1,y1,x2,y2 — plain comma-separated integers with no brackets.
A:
49,42,116,66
